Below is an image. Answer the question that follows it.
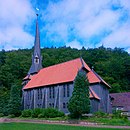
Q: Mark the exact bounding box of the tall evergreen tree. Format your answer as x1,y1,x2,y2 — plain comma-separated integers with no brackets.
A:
7,83,21,116
68,70,90,118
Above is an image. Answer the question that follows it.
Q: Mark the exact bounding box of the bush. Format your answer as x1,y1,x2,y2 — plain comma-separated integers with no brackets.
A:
44,108,64,118
0,113,4,117
31,108,42,118
112,110,128,120
94,111,108,118
21,109,32,117
38,113,43,118
8,114,15,118
38,108,65,118
112,110,122,118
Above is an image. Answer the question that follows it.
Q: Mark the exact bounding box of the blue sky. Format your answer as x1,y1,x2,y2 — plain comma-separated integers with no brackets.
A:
0,0,130,53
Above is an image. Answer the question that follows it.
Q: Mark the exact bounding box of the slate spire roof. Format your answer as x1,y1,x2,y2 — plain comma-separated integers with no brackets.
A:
28,14,42,75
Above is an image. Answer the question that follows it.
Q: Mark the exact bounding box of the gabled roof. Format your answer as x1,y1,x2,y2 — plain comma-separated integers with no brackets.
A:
23,58,110,90
88,70,111,88
110,92,130,111
89,88,100,100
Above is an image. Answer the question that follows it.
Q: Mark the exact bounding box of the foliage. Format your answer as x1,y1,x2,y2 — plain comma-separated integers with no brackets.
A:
38,108,65,118
0,113,4,117
68,70,90,118
21,108,64,118
0,46,130,115
0,87,10,115
94,111,108,118
0,123,122,130
0,47,130,92
112,110,128,120
112,110,122,118
7,83,21,117
21,109,32,117
31,108,42,118
8,114,15,118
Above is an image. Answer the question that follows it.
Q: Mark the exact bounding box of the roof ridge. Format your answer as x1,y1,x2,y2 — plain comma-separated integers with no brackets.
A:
40,58,81,70
92,69,110,88
80,57,85,68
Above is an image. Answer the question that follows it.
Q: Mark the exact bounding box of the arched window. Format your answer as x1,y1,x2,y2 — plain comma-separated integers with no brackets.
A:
63,103,66,108
40,89,42,99
52,87,55,98
34,54,39,64
38,89,42,100
49,87,52,99
63,85,66,97
27,90,31,100
49,103,51,107
49,87,55,99
67,84,70,97
52,103,54,108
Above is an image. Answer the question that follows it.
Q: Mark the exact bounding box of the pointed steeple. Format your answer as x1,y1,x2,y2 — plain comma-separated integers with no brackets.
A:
28,14,42,75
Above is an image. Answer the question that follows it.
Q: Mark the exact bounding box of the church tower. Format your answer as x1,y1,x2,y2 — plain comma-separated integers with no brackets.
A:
28,13,42,75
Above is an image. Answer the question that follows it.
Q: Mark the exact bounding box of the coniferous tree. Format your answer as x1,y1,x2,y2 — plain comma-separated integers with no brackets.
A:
68,70,90,118
7,83,21,116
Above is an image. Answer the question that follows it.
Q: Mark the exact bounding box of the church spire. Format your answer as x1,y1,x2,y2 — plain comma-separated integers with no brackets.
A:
28,13,42,75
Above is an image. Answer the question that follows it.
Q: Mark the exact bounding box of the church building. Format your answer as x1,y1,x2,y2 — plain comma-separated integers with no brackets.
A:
22,14,112,114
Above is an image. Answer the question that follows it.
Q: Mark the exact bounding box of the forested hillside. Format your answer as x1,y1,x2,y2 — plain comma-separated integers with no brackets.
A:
0,46,130,113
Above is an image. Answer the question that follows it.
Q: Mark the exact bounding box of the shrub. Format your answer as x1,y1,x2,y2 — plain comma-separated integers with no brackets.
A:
38,108,64,118
94,111,108,118
21,109,32,117
38,113,43,118
112,110,128,120
112,110,122,118
0,113,4,117
44,108,64,118
31,108,42,118
8,114,15,118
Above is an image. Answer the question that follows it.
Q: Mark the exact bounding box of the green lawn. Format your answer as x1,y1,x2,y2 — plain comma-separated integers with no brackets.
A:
0,123,126,130
86,117,130,126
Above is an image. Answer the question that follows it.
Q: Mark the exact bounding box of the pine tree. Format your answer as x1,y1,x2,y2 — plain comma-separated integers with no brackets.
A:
7,83,21,116
68,70,90,118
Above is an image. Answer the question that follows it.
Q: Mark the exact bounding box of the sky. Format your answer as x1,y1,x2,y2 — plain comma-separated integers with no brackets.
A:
0,0,130,53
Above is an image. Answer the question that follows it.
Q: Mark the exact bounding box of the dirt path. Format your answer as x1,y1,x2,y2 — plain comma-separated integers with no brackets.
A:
0,118,130,129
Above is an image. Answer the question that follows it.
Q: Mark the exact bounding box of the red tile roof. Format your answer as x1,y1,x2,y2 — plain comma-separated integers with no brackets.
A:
110,92,130,111
88,70,111,88
89,88,100,100
23,58,110,90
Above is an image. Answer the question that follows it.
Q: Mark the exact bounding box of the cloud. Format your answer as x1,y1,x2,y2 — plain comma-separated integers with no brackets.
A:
66,40,82,49
126,48,130,54
41,0,130,53
0,0,130,53
102,22,130,48
0,0,35,50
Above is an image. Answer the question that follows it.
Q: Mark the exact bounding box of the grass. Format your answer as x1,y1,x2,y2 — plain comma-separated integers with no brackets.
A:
18,116,67,121
86,117,130,126
0,122,125,130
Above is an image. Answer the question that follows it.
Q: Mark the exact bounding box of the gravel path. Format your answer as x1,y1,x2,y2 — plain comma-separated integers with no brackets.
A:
0,118,130,129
